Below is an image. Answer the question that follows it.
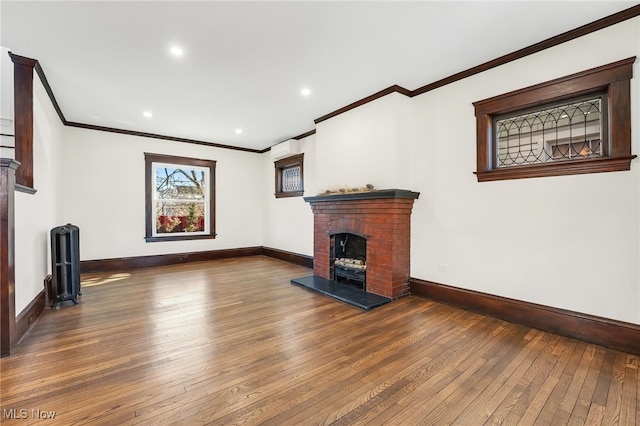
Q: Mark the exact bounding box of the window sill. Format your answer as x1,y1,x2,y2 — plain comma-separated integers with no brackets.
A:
145,233,217,243
275,191,303,199
475,155,636,182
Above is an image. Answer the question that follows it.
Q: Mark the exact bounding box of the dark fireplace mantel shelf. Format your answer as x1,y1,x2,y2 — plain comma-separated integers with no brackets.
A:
304,189,420,203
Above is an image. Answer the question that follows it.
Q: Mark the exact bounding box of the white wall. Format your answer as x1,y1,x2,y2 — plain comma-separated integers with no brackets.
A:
408,18,640,324
315,93,414,193
261,135,315,256
60,128,264,260
14,75,64,314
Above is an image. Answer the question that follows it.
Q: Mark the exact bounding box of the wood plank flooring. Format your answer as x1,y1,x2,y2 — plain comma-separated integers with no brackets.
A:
1,256,638,425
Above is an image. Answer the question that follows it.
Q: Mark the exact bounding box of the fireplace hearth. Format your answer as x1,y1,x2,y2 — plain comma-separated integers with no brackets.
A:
292,189,419,308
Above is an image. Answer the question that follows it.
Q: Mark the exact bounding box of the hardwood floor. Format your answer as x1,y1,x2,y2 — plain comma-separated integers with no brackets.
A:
1,256,638,425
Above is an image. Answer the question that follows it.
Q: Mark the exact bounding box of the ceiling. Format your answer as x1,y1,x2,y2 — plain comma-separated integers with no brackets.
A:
1,1,637,152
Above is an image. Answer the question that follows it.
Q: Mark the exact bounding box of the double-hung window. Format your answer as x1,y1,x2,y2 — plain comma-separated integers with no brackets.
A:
145,153,216,242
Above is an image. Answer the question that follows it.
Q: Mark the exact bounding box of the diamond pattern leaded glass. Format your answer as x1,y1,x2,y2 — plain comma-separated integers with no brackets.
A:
495,97,603,168
282,165,302,192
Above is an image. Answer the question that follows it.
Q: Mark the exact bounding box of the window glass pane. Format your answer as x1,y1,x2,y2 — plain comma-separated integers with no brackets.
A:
155,201,206,234
495,97,603,168
153,163,208,236
155,166,206,200
282,165,302,192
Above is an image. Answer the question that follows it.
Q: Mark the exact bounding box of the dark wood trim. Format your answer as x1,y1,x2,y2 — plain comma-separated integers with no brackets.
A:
313,5,640,127
262,247,313,269
9,52,36,190
80,247,263,273
15,289,45,346
409,278,640,356
304,188,420,203
314,85,411,125
261,129,318,154
475,155,637,182
67,121,262,153
33,61,67,125
473,57,635,181
412,4,640,97
144,153,216,242
293,129,316,141
274,153,304,199
80,246,312,273
0,159,19,357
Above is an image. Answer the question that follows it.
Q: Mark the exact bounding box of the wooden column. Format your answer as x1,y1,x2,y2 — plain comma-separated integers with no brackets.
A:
9,53,36,190
0,158,19,357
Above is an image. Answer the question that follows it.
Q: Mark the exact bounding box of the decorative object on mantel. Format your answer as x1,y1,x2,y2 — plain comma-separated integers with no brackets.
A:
317,183,375,196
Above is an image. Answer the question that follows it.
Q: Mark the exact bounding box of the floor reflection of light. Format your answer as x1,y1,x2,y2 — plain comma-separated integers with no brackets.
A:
81,273,131,287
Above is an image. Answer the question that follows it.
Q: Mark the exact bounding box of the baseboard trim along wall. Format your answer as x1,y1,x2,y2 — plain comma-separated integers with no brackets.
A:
15,289,45,346
409,277,640,356
80,246,264,273
261,246,314,268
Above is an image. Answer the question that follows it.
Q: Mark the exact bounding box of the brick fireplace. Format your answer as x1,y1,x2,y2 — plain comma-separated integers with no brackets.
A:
304,189,419,299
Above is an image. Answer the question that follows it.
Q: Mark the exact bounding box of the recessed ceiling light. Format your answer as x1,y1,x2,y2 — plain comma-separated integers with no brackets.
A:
301,87,311,97
235,128,243,134
170,46,184,57
143,111,152,118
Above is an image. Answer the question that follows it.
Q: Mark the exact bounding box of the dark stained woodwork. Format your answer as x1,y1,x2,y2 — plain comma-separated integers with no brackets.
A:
14,290,45,346
410,277,640,356
475,155,636,182
0,256,637,423
274,153,304,198
473,57,636,181
262,246,313,268
412,4,640,97
314,85,412,125
0,159,19,357
144,153,217,242
80,246,311,273
8,53,36,190
68,121,262,153
80,246,261,273
33,62,66,125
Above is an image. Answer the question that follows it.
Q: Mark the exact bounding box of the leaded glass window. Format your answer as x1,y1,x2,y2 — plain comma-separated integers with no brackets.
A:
274,153,304,198
282,165,302,192
495,96,605,168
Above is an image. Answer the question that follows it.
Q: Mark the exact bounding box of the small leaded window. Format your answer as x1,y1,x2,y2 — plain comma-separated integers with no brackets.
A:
274,153,304,198
495,96,606,168
282,165,302,192
473,57,635,182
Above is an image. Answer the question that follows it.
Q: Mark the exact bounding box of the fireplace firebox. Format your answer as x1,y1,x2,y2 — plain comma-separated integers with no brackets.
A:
331,233,366,289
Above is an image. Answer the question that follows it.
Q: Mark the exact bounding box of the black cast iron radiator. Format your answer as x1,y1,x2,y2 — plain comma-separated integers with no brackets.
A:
50,224,81,308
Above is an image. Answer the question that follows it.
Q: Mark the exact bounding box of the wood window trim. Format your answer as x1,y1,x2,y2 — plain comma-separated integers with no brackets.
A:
144,153,216,242
274,153,304,198
473,57,636,182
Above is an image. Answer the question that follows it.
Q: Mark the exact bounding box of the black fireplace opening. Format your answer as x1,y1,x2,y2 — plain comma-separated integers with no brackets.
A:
330,233,367,290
